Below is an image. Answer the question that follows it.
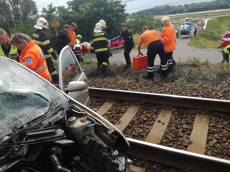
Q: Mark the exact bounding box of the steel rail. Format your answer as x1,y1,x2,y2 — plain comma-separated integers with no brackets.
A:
89,87,230,112
127,138,230,172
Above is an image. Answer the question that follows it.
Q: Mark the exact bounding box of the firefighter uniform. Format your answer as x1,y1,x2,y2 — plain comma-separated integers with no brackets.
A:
138,30,167,79
57,27,70,54
162,23,176,69
19,40,51,82
222,45,230,63
91,32,110,74
121,30,134,68
32,29,58,82
0,45,18,60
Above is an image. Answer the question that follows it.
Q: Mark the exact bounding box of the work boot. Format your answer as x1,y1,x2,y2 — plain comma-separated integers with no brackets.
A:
168,64,175,73
159,70,168,80
123,65,131,71
143,72,154,80
101,64,107,76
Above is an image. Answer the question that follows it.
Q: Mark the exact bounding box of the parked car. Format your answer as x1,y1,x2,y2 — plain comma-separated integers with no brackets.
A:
109,36,124,49
0,46,129,172
220,32,230,48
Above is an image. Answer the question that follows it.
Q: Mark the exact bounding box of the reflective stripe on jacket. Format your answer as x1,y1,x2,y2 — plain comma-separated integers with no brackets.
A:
32,29,58,60
224,45,230,54
161,24,176,53
19,40,51,82
91,32,109,54
0,45,18,60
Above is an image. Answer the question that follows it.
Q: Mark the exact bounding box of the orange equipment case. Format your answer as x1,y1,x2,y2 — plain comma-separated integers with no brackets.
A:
132,54,147,70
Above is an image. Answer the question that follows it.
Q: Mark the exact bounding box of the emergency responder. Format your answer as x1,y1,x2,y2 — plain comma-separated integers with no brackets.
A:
57,24,70,54
222,44,230,63
32,17,58,83
120,23,134,70
161,16,176,72
91,22,110,75
0,28,18,60
11,33,51,82
138,26,168,80
68,22,77,47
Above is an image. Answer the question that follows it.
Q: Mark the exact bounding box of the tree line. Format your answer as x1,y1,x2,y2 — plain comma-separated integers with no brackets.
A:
133,0,230,16
3,0,227,43
0,0,127,43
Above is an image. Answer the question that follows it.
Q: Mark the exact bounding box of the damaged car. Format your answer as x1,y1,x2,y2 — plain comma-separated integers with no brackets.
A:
0,46,129,172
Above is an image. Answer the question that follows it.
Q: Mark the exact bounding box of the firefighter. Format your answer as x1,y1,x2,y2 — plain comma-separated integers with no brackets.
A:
57,24,70,54
32,17,58,83
222,44,230,63
91,22,110,75
0,28,18,60
120,23,134,70
161,16,176,72
138,26,168,80
11,33,51,82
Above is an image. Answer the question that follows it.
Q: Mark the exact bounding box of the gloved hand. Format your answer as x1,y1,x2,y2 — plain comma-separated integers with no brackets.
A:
138,52,143,56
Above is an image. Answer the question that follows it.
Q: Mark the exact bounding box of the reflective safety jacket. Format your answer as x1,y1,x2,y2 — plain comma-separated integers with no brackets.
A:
138,30,161,47
161,24,176,53
0,45,18,60
67,30,76,46
91,32,109,54
20,40,51,82
224,45,230,54
32,28,58,80
32,29,58,60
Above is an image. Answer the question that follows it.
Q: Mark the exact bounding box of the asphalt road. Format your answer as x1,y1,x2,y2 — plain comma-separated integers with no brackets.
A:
87,39,222,65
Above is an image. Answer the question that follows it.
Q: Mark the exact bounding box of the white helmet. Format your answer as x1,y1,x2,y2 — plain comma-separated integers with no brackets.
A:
94,22,103,32
34,17,49,29
99,19,107,29
77,34,82,39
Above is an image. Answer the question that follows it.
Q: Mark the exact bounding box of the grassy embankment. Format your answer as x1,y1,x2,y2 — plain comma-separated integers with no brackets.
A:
133,10,230,48
168,10,230,24
189,16,230,48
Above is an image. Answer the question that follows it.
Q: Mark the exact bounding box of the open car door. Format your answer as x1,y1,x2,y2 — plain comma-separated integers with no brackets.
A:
59,46,89,105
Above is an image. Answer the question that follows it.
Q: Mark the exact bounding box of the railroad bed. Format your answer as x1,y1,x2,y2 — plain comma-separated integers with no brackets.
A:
88,87,230,172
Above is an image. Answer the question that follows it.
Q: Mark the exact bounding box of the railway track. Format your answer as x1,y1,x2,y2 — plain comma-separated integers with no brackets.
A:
88,87,230,172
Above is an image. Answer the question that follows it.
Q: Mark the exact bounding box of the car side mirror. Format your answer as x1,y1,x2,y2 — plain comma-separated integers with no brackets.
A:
67,81,87,92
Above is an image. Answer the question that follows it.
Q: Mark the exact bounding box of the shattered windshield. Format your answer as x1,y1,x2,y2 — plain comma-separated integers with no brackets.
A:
0,58,67,138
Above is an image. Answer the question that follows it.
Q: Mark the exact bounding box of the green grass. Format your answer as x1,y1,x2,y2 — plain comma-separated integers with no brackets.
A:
177,57,210,67
189,16,230,48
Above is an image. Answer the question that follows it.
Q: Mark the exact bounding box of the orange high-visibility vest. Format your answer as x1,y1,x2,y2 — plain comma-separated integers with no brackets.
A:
138,30,161,47
161,24,176,53
67,30,76,46
20,40,51,82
